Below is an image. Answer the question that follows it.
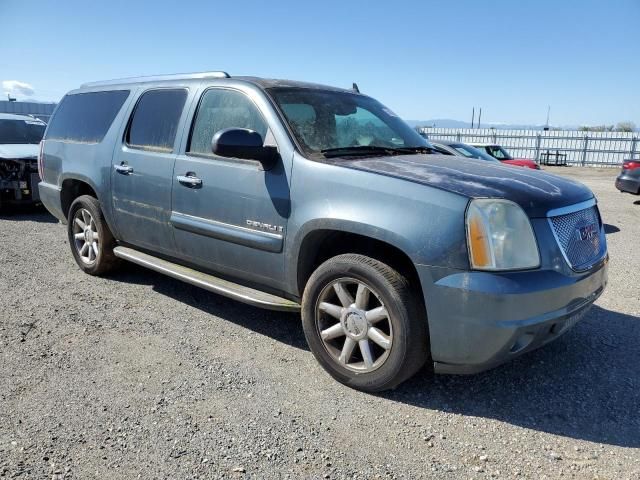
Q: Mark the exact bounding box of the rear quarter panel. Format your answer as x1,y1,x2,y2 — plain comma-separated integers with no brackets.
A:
41,88,138,233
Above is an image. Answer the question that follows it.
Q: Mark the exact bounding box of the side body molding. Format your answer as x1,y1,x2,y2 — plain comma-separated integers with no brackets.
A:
170,211,284,253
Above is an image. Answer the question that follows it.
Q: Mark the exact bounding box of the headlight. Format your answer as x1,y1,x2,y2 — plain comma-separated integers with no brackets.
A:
466,199,540,271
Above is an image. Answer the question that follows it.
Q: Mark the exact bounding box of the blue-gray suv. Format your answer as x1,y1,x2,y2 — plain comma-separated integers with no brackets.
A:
38,72,608,392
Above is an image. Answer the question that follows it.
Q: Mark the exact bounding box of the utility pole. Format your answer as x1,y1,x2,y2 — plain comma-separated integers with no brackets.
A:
471,107,475,129
544,105,550,131
478,108,482,129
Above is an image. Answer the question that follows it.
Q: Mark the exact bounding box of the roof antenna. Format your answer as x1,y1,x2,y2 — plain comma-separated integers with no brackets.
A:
352,82,360,93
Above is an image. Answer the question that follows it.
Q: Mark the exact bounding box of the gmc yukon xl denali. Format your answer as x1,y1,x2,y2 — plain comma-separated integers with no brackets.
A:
38,72,608,392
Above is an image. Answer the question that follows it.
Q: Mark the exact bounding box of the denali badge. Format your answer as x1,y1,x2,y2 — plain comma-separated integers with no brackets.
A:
577,223,598,241
246,220,284,233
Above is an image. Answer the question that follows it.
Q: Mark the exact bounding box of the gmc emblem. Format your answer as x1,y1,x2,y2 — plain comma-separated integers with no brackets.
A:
577,223,598,241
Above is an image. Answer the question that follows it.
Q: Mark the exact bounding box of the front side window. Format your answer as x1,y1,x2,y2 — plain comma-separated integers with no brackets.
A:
268,88,430,157
0,119,46,144
46,90,129,143
126,89,187,152
189,89,268,156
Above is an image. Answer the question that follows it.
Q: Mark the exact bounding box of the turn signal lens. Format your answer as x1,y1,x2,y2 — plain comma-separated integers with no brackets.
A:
468,214,491,268
466,199,540,271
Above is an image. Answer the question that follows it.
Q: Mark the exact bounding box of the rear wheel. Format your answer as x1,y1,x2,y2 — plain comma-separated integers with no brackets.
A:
302,254,429,392
67,195,119,275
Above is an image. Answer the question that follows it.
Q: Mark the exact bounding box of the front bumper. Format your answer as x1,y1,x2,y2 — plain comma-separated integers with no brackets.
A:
417,258,608,374
615,173,640,195
0,174,41,206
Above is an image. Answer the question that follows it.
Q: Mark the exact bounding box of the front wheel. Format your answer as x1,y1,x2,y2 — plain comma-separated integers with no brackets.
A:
301,254,429,392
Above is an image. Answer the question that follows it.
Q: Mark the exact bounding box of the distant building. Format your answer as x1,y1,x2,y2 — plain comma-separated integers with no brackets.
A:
0,100,57,123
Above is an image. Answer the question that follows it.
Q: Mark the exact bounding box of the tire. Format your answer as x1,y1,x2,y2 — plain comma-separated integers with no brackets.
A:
301,254,430,392
67,195,120,275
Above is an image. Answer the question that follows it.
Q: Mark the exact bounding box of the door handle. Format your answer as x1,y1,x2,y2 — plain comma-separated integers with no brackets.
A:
114,163,134,175
177,173,203,188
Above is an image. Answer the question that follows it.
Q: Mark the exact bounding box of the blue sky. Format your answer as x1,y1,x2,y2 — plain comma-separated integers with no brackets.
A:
1,0,637,126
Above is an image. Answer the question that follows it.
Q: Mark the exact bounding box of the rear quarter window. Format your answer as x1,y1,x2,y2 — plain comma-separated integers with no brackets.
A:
46,90,129,143
126,89,187,152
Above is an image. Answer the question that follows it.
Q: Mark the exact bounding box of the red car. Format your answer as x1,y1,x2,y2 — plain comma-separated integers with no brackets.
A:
472,144,540,170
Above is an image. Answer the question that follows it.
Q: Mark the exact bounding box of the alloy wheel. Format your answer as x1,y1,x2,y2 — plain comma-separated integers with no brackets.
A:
71,208,100,265
315,277,393,373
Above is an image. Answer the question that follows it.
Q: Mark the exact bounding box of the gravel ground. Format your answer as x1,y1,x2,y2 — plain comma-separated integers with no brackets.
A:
1,166,639,479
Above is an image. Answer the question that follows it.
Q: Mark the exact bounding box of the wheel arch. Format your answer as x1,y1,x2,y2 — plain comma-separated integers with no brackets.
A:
58,175,120,239
60,175,101,219
291,221,423,301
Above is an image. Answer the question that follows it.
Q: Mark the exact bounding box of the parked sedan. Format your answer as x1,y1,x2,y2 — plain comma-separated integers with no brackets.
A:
472,143,540,170
0,113,46,209
431,140,500,162
615,159,640,195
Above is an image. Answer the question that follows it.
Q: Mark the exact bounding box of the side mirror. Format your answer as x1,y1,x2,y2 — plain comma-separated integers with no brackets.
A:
211,128,277,168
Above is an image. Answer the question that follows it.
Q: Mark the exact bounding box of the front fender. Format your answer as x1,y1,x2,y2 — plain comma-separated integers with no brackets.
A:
285,155,471,295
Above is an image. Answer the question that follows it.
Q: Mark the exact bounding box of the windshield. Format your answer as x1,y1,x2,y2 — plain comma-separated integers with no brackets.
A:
268,88,430,157
0,119,46,144
486,145,513,160
451,143,499,162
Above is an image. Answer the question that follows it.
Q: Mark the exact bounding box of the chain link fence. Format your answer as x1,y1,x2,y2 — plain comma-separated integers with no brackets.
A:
421,128,638,167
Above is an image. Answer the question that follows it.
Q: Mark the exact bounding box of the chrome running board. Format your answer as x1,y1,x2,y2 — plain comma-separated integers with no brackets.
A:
113,246,300,312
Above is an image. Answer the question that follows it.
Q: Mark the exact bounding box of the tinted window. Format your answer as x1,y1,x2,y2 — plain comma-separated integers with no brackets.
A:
487,145,512,160
189,89,267,156
126,89,187,152
46,90,129,143
0,119,46,144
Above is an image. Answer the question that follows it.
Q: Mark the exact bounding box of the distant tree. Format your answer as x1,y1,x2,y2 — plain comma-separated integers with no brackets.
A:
615,121,636,132
578,125,614,132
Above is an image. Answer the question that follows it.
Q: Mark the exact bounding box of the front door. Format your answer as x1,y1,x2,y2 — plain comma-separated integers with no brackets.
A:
111,88,188,254
171,87,291,288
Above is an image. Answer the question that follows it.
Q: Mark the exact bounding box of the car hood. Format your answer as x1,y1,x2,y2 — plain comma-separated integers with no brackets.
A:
332,154,593,217
0,144,39,160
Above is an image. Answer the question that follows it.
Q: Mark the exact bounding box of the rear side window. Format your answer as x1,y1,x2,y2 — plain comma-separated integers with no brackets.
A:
188,88,267,156
46,90,129,143
126,89,187,152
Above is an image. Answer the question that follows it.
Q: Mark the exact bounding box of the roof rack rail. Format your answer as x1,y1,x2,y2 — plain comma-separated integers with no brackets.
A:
80,71,231,88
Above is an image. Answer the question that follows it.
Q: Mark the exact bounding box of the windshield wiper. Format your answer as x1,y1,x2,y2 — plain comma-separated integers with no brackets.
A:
388,146,434,154
320,145,399,158
320,145,433,158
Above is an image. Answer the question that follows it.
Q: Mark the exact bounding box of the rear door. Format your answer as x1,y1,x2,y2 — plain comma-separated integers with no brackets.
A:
111,88,189,254
170,86,291,287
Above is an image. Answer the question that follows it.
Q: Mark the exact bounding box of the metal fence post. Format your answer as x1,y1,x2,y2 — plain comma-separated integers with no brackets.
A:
456,132,461,142
581,136,589,166
492,130,497,144
631,136,638,160
535,134,541,162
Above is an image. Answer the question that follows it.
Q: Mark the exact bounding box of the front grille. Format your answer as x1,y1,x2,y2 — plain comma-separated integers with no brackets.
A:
549,205,604,270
